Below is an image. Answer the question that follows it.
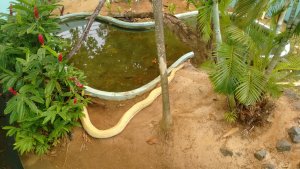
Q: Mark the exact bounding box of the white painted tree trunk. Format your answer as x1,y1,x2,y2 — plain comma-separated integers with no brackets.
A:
276,0,291,34
212,0,222,45
267,0,300,76
152,0,172,129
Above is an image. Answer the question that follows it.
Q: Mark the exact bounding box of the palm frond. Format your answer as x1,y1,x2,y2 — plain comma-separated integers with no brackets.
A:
274,55,300,71
210,43,246,95
267,0,287,18
235,68,265,105
233,0,269,27
197,1,213,42
265,71,285,98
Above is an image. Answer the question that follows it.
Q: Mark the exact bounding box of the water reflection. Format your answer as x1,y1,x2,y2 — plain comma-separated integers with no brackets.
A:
60,21,190,92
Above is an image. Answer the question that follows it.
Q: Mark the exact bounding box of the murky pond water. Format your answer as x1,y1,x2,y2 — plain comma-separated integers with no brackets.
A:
60,20,191,92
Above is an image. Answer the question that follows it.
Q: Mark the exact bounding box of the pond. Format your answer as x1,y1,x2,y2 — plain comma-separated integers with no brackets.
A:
59,20,191,92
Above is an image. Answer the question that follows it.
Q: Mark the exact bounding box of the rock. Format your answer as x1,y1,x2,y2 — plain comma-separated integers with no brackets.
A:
276,139,292,152
288,126,300,136
262,163,276,169
291,135,300,143
220,147,233,157
288,127,300,143
254,149,267,161
146,136,159,145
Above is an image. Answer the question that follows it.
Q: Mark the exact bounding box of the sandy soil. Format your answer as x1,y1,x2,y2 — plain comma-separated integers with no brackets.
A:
59,0,196,16
20,1,300,168
21,62,300,169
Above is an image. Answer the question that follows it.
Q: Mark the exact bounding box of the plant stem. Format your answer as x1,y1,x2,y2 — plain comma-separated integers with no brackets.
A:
67,0,105,60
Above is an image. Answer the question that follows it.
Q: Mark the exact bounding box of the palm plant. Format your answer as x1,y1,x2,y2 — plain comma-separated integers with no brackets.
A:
195,0,300,122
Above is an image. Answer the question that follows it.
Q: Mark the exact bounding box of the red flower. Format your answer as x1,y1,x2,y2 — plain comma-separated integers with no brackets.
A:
34,5,39,19
73,98,77,104
58,53,63,62
38,34,44,46
8,87,17,96
69,77,76,81
9,4,13,16
75,81,84,88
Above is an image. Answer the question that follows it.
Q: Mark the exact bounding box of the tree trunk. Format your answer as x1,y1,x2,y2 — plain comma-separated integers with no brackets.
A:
266,0,300,75
67,0,105,59
163,14,209,65
276,0,291,34
212,0,222,49
152,0,172,130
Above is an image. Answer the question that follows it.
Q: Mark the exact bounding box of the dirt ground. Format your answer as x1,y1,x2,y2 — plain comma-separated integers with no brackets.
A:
59,0,196,16
20,1,300,169
21,62,300,169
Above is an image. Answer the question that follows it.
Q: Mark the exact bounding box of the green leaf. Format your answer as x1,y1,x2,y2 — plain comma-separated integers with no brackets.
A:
4,97,17,115
19,85,35,94
30,95,44,104
235,68,265,105
14,136,35,155
6,76,18,89
42,110,57,124
24,99,39,114
37,48,46,59
3,126,19,136
43,45,58,57
210,43,246,94
16,96,26,121
26,24,36,34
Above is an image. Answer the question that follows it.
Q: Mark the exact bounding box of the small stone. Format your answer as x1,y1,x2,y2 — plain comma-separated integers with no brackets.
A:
291,135,300,143
146,136,159,145
220,147,233,157
262,163,276,169
276,139,292,152
288,126,300,136
254,149,267,161
288,127,300,143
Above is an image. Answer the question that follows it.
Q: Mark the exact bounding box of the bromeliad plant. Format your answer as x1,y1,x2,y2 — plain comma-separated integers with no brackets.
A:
0,0,88,155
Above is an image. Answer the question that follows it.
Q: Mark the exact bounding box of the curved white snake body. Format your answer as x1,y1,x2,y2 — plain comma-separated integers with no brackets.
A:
80,64,184,138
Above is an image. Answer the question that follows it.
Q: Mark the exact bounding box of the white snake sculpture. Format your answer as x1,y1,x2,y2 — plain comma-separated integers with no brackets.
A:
80,63,300,138
80,64,184,138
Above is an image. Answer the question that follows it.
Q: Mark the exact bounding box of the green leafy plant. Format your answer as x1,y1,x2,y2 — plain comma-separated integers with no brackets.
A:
105,0,112,14
0,0,88,155
117,6,122,15
168,3,177,15
193,0,300,123
224,111,237,123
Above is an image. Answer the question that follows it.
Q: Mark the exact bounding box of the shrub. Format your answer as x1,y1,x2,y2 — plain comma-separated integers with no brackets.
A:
0,0,88,155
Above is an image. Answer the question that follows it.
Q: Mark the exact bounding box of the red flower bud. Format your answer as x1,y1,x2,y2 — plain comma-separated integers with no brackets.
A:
75,81,84,88
73,98,77,104
9,4,13,16
38,34,44,46
34,5,39,19
8,87,17,96
58,53,63,62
